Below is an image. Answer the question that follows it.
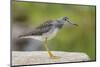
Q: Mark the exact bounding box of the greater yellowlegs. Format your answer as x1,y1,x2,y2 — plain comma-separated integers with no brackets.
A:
19,16,78,59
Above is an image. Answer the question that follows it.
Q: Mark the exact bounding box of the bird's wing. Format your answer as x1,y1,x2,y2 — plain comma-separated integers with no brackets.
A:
19,20,53,37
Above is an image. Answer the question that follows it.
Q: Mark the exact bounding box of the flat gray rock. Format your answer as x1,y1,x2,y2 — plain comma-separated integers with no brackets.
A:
12,51,90,66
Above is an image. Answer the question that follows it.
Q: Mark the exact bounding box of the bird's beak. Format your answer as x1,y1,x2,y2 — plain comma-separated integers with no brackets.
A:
66,20,78,27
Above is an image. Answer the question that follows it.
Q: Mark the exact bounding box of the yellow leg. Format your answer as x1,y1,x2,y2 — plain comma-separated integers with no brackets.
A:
44,37,60,59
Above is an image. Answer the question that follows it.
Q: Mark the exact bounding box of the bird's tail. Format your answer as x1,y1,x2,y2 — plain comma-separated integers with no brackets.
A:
18,35,27,39
18,34,31,39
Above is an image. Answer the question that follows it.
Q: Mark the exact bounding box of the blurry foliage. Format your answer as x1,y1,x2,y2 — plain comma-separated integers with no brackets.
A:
12,1,96,60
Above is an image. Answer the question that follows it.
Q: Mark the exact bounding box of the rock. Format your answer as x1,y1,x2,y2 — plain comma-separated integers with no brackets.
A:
12,51,90,66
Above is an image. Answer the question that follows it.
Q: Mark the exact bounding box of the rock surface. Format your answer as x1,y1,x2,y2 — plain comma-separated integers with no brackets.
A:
12,51,90,66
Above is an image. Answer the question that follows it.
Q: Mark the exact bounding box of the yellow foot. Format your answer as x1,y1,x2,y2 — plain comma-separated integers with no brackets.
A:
50,56,60,59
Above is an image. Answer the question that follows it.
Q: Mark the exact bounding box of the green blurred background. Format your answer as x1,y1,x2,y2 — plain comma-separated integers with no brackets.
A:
12,1,96,60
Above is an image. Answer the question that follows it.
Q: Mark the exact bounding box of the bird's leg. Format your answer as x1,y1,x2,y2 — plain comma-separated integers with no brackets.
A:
44,37,60,59
44,37,53,57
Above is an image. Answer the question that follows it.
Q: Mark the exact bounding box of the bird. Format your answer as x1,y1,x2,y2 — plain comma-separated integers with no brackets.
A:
19,16,78,59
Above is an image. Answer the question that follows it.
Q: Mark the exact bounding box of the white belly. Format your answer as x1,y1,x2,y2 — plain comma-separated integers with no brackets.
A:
42,28,59,40
20,28,59,41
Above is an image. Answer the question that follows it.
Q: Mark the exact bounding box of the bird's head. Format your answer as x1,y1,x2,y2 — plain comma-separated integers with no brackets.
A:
61,16,78,27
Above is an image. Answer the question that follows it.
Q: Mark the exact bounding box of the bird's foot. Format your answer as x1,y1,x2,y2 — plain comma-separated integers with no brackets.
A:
50,56,60,59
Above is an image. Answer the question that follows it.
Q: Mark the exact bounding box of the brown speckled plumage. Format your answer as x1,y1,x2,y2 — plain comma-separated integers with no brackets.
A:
19,20,54,37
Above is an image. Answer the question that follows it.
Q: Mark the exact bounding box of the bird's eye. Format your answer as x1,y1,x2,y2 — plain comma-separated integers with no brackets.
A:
63,17,68,21
64,18,67,21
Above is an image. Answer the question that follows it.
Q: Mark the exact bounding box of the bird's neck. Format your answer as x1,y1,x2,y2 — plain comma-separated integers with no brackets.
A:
56,20,64,29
